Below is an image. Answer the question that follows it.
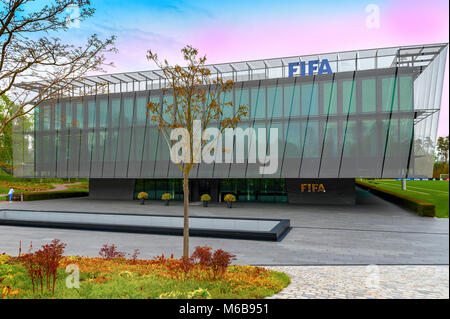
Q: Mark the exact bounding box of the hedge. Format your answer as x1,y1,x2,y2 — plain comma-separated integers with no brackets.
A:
356,180,435,217
8,190,88,201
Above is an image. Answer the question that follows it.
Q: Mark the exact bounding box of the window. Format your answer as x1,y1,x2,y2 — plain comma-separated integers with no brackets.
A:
221,91,233,119
322,121,338,157
99,100,108,128
111,99,121,127
55,103,61,130
301,83,318,116
122,98,134,127
342,80,356,114
42,105,50,130
88,101,96,128
284,85,300,117
323,82,337,115
303,121,319,158
162,94,173,122
73,102,83,129
361,120,377,156
65,103,72,128
382,77,398,112
235,88,249,120
251,88,265,120
267,86,282,119
362,79,376,113
343,120,357,157
148,96,160,126
399,76,413,111
135,96,148,126
284,121,300,158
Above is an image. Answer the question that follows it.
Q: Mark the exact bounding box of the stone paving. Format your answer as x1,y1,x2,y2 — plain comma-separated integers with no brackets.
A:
266,265,449,299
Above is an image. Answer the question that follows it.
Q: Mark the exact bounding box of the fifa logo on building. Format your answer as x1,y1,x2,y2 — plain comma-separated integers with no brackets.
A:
301,184,326,193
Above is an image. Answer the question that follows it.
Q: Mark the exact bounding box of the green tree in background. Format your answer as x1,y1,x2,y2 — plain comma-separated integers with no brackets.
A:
0,94,32,175
437,136,449,163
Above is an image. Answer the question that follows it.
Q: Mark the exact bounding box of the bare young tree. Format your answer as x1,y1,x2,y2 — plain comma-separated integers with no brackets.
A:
0,0,116,135
147,45,247,257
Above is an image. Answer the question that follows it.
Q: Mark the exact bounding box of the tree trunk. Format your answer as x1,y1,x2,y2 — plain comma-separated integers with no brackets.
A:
183,173,189,258
402,178,407,190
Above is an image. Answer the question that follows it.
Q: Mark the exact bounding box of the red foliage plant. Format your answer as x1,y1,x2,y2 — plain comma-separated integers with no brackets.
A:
191,246,212,267
98,244,125,259
129,249,140,264
18,239,66,295
191,246,236,279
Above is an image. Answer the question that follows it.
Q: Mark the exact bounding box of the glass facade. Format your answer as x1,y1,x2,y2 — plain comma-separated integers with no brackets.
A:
12,44,447,182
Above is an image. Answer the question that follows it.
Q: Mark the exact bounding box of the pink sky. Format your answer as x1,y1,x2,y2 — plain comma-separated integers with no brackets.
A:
87,0,449,137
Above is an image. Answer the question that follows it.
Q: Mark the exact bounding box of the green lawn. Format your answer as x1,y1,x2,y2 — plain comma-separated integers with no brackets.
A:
363,179,449,218
0,171,88,194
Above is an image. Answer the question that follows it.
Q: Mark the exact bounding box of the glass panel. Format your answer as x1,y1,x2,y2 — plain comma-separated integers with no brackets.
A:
135,96,148,126
342,80,356,114
284,121,300,158
222,91,233,119
399,75,413,111
162,94,173,122
42,105,50,130
267,86,282,119
55,103,61,130
148,96,160,126
323,82,337,115
99,99,108,128
322,121,338,156
75,102,83,129
343,120,357,157
382,77,398,112
399,119,413,155
301,83,318,116
122,97,134,127
251,88,265,119
362,79,376,113
88,101,96,128
284,85,300,117
235,88,249,120
65,102,72,128
303,121,319,158
111,99,121,127
361,120,377,156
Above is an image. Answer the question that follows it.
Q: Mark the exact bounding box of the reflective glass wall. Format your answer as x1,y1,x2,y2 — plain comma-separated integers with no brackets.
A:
13,59,446,179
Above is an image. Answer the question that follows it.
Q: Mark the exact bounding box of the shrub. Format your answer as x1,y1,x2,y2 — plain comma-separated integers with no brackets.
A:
18,239,67,295
200,194,211,202
21,191,88,201
224,194,236,202
191,246,236,279
137,192,148,200
161,193,172,201
211,249,236,278
191,246,212,266
129,249,140,263
99,244,125,259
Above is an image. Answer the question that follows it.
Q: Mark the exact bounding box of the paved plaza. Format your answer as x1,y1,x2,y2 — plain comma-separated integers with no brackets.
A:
266,265,449,299
0,188,448,265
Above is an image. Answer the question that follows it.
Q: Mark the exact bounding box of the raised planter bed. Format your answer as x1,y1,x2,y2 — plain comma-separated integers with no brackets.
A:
356,180,435,217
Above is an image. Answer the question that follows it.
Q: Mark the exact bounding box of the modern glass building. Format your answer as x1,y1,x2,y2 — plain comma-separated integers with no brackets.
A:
13,43,448,204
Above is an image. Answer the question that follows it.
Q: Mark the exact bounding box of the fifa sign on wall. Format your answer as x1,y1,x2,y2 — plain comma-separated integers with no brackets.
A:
288,59,333,77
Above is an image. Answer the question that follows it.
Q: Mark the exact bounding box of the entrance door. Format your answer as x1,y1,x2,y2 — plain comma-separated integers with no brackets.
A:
189,180,219,202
